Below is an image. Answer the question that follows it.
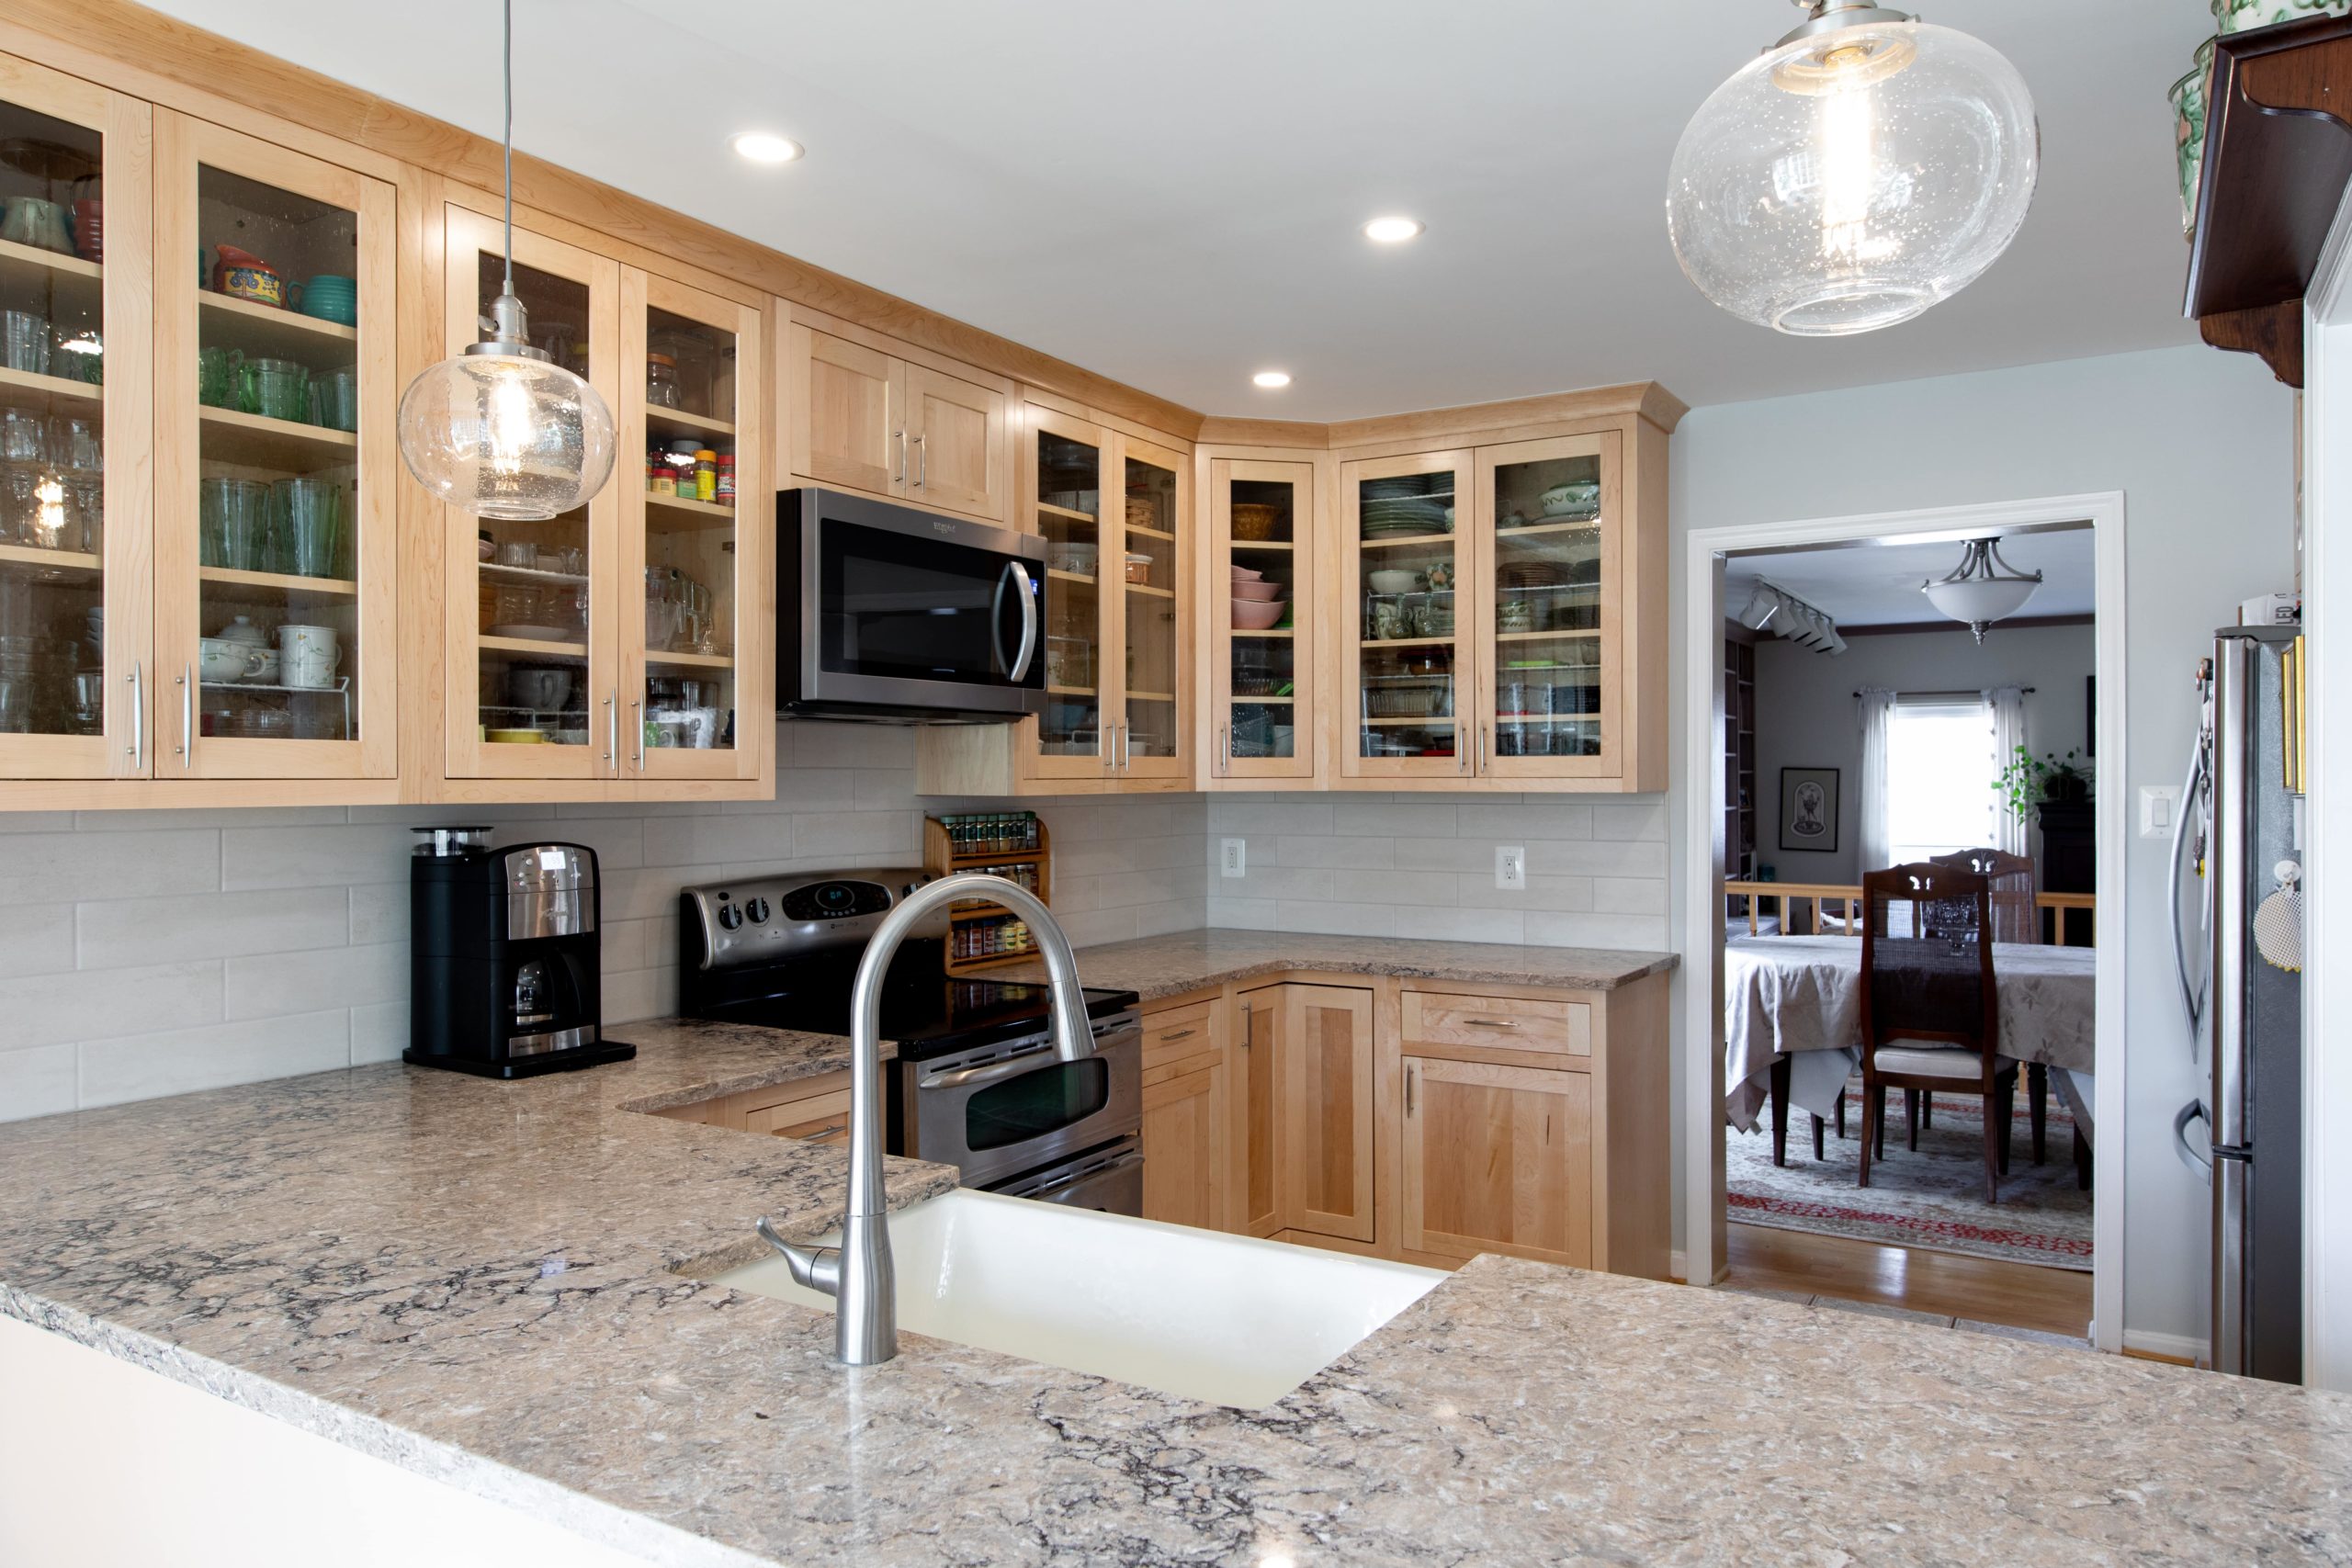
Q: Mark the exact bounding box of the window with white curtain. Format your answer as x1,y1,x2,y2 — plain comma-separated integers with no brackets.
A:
1887,697,1996,864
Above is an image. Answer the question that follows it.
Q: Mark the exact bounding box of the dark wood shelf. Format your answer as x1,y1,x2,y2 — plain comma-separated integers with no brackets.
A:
2185,14,2352,387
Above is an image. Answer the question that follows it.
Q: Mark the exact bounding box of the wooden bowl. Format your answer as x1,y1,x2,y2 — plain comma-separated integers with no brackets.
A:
1230,503,1283,541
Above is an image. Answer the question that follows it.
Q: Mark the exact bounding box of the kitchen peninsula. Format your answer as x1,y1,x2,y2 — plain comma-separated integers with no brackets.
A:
3,1001,2348,1565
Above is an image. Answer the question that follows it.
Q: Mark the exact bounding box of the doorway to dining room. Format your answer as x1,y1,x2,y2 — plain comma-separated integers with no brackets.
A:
1681,497,2126,1351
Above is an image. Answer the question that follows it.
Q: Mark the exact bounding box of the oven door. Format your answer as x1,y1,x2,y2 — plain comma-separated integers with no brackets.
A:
985,1135,1145,1217
781,487,1045,717
906,1024,1141,1189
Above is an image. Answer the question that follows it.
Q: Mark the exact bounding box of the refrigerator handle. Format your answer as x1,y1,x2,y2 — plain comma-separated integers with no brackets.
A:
2173,1100,2212,1186
2169,744,2210,1044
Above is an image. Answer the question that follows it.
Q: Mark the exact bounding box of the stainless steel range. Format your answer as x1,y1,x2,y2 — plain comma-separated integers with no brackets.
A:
676,870,1144,1213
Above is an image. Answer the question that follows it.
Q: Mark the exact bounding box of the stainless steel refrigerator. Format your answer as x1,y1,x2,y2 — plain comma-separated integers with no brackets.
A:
2172,623,2304,1383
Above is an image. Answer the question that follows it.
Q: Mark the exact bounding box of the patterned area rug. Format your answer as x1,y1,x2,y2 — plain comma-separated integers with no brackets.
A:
1727,1084,2093,1271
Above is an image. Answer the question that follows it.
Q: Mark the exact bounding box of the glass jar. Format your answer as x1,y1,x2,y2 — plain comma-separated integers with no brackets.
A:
645,353,682,410
649,328,716,417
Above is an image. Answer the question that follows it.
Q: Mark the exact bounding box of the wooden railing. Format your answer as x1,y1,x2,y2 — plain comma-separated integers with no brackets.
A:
1725,881,2096,944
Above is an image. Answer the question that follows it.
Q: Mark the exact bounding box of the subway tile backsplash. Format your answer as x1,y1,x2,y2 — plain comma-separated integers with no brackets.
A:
0,727,1669,1124
0,721,1205,1123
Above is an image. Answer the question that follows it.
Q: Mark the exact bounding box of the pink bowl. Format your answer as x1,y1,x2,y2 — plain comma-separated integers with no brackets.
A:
1233,580,1285,602
1229,564,1264,582
1231,597,1288,630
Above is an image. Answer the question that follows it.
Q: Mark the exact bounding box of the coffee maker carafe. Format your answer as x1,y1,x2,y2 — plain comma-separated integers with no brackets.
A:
405,826,636,1077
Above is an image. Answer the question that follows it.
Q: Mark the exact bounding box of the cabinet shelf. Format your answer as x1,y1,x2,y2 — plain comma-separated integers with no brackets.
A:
0,542,99,576
1046,682,1096,696
645,649,732,670
198,405,357,470
1361,636,1453,649
1128,689,1175,703
0,365,101,405
1231,538,1294,551
1361,715,1457,727
1046,568,1098,588
1125,523,1176,542
198,565,357,597
1233,694,1295,705
0,238,101,320
1125,581,1174,599
1495,628,1599,642
1036,501,1099,524
1359,532,1456,551
1496,518,1600,539
1233,627,1294,638
645,492,736,530
645,405,734,442
480,634,587,658
198,290,358,357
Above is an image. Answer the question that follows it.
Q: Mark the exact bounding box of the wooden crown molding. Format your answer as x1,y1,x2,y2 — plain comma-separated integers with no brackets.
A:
21,0,1691,453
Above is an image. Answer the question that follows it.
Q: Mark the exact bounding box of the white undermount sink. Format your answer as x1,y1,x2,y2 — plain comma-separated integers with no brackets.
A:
717,1188,1443,1408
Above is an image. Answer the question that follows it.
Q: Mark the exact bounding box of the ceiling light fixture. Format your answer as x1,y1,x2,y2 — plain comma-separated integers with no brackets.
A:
1921,537,2041,643
730,131,805,164
1362,216,1424,243
1251,370,1293,389
1666,0,2039,335
1737,580,1846,655
397,0,616,521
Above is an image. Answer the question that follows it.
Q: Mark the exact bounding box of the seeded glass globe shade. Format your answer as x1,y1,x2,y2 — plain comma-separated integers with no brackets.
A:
1666,10,2039,335
398,340,617,522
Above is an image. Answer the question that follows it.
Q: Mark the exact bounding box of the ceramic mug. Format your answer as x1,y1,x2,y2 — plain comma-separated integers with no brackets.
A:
278,624,342,690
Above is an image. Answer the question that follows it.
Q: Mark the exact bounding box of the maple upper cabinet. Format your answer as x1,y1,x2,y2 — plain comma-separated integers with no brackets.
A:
788,315,1010,524
1205,457,1317,784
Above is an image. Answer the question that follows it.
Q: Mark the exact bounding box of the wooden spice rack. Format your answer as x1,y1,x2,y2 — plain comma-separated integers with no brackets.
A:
922,814,1054,976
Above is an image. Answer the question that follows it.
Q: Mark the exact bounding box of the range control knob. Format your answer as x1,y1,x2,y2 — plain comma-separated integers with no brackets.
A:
744,897,772,925
715,902,742,931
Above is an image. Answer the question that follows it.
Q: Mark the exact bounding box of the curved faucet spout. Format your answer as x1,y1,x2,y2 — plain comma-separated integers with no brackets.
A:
763,871,1091,1369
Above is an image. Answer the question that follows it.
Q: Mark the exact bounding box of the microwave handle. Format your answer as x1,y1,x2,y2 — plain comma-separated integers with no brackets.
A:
994,560,1039,682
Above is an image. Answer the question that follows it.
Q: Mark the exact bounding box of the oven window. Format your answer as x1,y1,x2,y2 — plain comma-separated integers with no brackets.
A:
818,520,1025,685
964,1057,1111,1152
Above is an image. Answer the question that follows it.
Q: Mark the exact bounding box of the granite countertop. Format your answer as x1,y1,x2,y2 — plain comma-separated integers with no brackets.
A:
996,928,1679,1002
4,1027,2351,1562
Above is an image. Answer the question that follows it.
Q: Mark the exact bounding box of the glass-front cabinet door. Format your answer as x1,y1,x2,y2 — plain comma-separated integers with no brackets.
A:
1209,457,1312,781
0,56,149,781
1340,450,1469,781
1473,433,1620,780
1028,405,1108,782
1112,432,1185,781
442,205,620,780
620,268,762,782
153,112,395,779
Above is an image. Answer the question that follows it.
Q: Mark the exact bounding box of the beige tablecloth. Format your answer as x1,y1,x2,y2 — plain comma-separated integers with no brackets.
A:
1724,934,2096,1132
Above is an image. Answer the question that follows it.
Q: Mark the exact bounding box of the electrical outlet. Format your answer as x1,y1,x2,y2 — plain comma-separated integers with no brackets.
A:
1221,838,1248,878
1496,846,1527,891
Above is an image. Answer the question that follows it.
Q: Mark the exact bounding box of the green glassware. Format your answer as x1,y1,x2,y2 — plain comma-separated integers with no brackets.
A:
272,477,343,579
199,477,270,570
239,356,308,423
198,344,243,409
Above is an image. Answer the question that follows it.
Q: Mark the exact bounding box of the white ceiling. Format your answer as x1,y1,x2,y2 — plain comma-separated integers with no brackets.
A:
142,0,2213,420
1727,528,2097,627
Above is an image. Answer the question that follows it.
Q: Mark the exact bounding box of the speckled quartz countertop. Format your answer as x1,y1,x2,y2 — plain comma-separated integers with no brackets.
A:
4,1030,2350,1564
995,928,1679,1002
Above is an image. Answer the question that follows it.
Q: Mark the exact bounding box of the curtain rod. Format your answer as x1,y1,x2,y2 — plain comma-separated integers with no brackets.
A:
1853,686,2036,699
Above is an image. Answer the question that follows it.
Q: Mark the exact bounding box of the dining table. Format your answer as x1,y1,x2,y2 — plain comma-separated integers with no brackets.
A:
1723,933,2097,1156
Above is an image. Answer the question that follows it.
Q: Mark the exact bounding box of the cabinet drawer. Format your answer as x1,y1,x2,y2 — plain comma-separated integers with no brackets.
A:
1141,999,1220,1073
1402,991,1590,1058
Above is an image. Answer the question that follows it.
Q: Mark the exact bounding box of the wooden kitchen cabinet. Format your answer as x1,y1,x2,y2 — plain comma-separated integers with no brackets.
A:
1234,985,1282,1236
1277,984,1377,1244
1400,1055,1592,1266
653,1070,851,1140
1139,999,1228,1231
788,317,1010,523
1204,457,1317,783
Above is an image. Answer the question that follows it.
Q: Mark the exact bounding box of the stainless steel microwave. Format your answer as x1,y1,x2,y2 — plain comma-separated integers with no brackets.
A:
777,487,1046,721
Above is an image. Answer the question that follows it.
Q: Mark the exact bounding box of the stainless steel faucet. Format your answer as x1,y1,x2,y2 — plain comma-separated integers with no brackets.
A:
755,873,1092,1366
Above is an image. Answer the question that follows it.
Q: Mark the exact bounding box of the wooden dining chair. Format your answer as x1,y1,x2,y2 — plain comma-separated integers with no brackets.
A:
1928,847,2048,1161
1857,863,2019,1203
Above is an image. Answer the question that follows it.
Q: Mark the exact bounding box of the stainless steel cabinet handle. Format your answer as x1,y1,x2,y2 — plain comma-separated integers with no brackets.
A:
914,433,927,489
1464,1018,1521,1030
1219,723,1229,775
1157,1027,1198,1043
893,430,907,485
1241,1006,1252,1050
604,692,617,762
631,699,644,767
176,664,192,764
793,1122,849,1145
1477,723,1488,774
1122,723,1132,771
127,660,142,765
1456,724,1467,774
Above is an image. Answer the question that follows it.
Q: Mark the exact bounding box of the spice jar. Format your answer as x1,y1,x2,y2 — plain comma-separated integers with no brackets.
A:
695,449,718,502
716,453,736,506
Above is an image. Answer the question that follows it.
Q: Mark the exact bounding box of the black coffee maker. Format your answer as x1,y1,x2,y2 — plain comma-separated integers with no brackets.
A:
404,826,636,1077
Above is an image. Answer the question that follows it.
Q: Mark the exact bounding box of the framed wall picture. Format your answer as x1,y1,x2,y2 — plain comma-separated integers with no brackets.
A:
1780,767,1840,852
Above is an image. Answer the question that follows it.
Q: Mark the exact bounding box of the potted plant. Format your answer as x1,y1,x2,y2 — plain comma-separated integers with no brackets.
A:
1995,746,2094,817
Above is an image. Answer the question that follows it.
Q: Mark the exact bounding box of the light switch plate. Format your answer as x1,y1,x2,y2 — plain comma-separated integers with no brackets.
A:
1221,838,1247,878
2139,785,2179,840
1496,846,1527,891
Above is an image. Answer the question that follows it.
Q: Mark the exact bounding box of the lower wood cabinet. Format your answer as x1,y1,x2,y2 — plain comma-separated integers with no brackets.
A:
654,1070,850,1142
1401,1056,1591,1266
1275,985,1376,1244
1234,986,1282,1236
1138,1000,1227,1230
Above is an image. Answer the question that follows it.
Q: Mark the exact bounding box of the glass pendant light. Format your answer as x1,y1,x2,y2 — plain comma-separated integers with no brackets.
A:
398,0,616,520
1666,1,2039,336
1922,537,2041,643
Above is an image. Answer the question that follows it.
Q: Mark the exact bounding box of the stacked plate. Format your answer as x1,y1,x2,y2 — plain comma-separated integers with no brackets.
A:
298,274,357,327
1362,498,1451,537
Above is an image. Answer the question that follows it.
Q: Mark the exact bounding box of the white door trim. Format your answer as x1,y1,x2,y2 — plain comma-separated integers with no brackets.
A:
1679,492,2128,1353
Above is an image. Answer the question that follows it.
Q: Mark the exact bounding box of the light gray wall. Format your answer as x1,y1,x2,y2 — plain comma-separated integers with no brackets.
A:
1668,344,2298,1348
1754,621,2095,885
1204,795,1667,950
0,721,1206,1123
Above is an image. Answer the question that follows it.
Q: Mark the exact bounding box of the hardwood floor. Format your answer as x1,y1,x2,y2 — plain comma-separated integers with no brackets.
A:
1721,1221,2093,1339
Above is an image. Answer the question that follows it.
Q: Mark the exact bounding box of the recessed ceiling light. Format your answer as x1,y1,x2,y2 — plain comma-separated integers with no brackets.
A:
730,131,804,164
1363,215,1424,243
1251,370,1293,389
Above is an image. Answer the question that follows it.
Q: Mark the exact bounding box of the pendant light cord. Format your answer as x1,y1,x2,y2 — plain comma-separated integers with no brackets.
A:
502,0,514,300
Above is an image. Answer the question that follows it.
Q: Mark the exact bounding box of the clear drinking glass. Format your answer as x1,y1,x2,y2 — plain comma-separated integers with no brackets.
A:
199,478,272,570
308,366,358,432
0,311,50,375
272,478,343,579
